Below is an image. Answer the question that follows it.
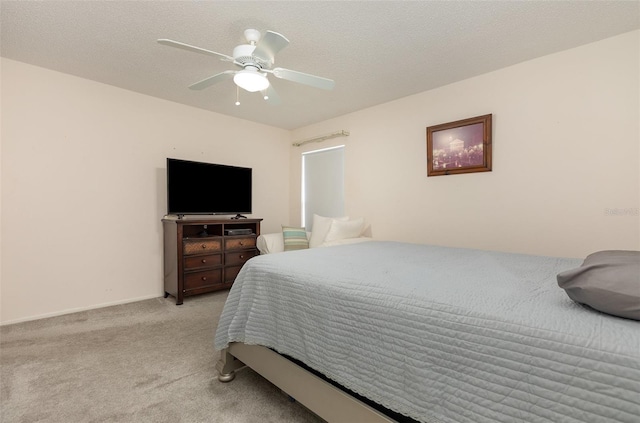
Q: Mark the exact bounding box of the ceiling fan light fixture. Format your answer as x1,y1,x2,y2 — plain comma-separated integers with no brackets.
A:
234,68,269,92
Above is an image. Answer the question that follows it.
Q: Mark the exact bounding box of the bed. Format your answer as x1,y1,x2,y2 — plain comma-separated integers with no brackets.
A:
214,241,640,423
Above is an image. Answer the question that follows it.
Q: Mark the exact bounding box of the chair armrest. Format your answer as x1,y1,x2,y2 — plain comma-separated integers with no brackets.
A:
257,233,285,254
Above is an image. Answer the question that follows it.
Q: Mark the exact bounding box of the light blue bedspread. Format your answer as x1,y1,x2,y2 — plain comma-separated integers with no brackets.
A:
214,241,640,423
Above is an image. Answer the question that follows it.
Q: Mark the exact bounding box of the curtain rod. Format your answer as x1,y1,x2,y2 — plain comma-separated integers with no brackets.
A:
292,130,350,147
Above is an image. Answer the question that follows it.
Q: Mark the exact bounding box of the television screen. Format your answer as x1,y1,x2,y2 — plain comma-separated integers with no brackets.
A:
167,158,252,216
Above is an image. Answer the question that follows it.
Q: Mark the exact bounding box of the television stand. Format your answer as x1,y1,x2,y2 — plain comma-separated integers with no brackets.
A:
231,214,247,219
162,217,262,304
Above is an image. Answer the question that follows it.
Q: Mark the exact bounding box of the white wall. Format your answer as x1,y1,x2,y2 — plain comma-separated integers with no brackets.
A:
0,59,290,324
290,31,640,258
2,31,639,324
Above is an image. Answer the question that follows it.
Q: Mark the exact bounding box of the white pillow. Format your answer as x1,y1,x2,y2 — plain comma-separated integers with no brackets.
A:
309,214,349,248
324,217,365,243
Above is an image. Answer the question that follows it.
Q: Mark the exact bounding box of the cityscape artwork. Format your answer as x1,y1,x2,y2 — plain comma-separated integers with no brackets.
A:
426,114,492,176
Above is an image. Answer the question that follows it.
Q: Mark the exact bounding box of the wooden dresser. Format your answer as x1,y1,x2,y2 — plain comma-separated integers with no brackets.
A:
162,217,262,304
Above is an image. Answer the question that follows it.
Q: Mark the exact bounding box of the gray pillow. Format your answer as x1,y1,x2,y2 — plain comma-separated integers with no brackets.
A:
557,250,640,320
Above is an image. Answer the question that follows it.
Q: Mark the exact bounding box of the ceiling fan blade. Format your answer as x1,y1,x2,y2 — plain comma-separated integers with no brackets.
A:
271,67,335,90
188,71,235,90
261,85,281,105
157,39,234,62
252,31,289,64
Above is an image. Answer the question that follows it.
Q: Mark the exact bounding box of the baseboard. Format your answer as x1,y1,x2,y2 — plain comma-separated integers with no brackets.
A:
0,294,162,326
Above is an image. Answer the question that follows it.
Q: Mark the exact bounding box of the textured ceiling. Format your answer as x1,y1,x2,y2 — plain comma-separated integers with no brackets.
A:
1,1,638,130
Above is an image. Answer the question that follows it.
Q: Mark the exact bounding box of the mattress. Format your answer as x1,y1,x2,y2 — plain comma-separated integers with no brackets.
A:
214,241,640,423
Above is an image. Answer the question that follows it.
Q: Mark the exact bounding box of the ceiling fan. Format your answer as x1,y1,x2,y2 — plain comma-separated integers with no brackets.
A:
158,29,335,105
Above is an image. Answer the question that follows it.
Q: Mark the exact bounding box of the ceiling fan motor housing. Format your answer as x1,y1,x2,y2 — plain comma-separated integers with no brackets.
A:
233,44,270,69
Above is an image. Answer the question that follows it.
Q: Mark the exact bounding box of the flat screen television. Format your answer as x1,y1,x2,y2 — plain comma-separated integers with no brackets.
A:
167,158,252,217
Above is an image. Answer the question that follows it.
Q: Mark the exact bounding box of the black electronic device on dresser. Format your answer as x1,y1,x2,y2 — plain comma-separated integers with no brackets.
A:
162,218,262,305
166,158,252,218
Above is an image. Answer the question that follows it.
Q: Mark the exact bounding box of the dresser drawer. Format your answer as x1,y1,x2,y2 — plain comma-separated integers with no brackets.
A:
224,265,243,283
224,236,256,251
184,254,222,270
183,238,222,256
184,268,223,291
225,250,258,266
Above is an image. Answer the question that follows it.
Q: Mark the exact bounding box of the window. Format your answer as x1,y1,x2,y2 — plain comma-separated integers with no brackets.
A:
301,145,345,230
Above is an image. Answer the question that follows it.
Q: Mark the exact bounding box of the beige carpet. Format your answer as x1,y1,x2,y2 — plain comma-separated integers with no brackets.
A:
0,291,324,422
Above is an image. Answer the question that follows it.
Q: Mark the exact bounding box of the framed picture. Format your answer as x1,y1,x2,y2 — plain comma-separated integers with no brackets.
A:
426,114,492,176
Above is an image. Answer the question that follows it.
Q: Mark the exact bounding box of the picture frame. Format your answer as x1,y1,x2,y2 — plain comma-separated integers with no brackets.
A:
426,114,492,176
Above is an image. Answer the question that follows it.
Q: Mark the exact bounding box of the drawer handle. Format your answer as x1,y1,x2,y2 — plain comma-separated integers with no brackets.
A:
201,244,207,249
239,242,244,246
201,259,207,263
240,255,244,259
202,276,207,281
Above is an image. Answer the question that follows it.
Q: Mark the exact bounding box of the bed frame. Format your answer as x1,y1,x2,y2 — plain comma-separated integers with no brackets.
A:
217,342,397,423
